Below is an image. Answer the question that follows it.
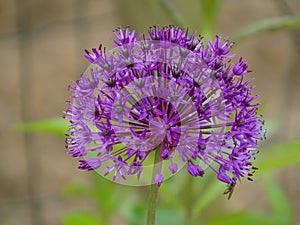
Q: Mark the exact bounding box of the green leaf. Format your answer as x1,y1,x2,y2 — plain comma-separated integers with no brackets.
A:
62,181,91,198
62,174,127,224
15,117,68,136
192,180,224,216
233,16,300,42
257,140,300,174
200,0,224,39
91,173,135,223
205,176,293,225
159,0,185,27
92,174,117,222
206,211,276,225
62,211,103,225
118,194,141,224
159,168,188,210
156,207,184,225
126,204,183,225
128,203,147,225
262,175,293,225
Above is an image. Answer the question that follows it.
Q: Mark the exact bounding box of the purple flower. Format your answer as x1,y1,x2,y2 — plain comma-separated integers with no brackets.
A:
169,163,178,174
233,57,249,75
65,26,265,187
155,173,164,187
79,158,102,171
188,163,204,177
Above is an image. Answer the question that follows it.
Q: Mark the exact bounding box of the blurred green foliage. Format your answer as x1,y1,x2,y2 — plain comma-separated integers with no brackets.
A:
16,1,300,224
62,211,104,225
15,117,68,136
257,140,300,174
200,0,223,39
233,16,300,42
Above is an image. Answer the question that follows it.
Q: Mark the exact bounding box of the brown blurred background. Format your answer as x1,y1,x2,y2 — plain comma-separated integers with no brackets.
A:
0,0,300,225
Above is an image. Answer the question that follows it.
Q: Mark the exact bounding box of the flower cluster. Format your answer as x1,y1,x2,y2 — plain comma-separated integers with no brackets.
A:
65,26,265,187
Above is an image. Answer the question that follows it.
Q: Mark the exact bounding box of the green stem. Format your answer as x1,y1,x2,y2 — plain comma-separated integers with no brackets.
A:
146,148,161,225
200,0,223,39
183,176,194,225
159,0,185,27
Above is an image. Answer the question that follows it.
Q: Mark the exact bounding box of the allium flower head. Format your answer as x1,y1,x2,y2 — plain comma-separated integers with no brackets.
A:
65,26,265,187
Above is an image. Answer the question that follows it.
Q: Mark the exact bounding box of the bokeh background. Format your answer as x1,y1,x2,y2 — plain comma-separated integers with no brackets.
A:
1,0,300,225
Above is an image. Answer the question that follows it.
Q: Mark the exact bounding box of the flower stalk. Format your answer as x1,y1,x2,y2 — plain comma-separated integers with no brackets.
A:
147,147,161,225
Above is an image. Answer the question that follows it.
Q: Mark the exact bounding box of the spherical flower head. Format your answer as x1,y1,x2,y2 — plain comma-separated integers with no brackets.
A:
65,25,265,187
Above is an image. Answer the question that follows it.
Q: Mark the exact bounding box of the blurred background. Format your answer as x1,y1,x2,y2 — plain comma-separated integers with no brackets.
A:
1,0,300,225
